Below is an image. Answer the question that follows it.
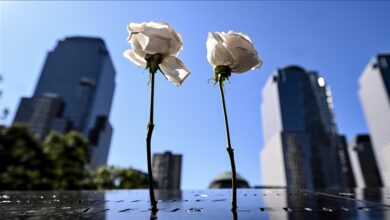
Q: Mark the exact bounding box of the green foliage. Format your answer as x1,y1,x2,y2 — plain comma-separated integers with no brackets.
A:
89,166,149,190
43,131,90,190
0,125,149,190
0,124,51,190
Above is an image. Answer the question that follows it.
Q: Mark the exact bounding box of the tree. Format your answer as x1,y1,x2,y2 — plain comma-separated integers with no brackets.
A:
1,125,149,190
43,131,90,190
90,166,149,189
0,125,51,190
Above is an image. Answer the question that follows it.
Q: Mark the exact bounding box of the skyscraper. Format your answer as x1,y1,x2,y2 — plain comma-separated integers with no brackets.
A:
152,151,182,190
260,65,354,189
348,135,383,188
358,53,390,187
13,36,116,169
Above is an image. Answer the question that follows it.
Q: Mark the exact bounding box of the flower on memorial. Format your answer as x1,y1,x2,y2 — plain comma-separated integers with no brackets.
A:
206,31,262,82
123,21,190,86
206,30,262,212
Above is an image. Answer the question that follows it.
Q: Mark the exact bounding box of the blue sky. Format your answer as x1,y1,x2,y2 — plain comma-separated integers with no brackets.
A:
1,1,390,189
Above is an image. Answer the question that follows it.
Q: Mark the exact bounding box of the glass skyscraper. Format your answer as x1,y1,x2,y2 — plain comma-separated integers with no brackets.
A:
358,53,390,187
152,151,182,190
260,66,354,189
348,134,383,188
13,36,116,169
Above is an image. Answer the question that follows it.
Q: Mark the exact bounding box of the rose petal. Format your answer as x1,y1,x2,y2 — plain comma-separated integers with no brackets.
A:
222,31,255,54
135,32,170,55
230,47,262,73
123,49,147,67
127,22,146,33
143,21,172,40
159,56,190,86
146,21,170,30
125,21,188,77
206,32,235,68
223,32,262,72
127,21,183,56
129,33,144,53
227,31,253,44
166,40,182,57
167,32,183,56
207,31,262,73
143,22,182,56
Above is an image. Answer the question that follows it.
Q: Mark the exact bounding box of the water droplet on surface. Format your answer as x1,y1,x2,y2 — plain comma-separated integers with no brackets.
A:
186,208,203,212
338,192,354,196
212,199,227,202
322,207,333,212
118,208,133,212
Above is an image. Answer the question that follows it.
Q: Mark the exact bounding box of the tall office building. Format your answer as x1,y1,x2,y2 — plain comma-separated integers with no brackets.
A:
13,36,116,169
348,135,383,188
260,65,354,189
358,53,390,187
152,151,182,190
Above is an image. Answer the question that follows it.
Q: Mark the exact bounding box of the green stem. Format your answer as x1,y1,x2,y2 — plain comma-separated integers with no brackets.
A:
146,69,158,213
218,79,238,212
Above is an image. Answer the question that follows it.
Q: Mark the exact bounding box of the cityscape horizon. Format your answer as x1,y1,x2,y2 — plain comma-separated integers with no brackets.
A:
1,1,390,189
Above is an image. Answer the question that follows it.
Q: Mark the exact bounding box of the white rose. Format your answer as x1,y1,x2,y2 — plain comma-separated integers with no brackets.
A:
123,21,190,86
207,31,262,73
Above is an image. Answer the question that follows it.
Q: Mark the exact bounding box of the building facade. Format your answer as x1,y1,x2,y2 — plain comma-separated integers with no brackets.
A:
348,135,383,188
152,151,182,190
358,53,390,187
260,65,354,189
13,36,116,169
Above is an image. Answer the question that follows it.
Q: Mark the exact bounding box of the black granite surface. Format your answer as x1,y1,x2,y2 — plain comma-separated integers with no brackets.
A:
1,188,389,219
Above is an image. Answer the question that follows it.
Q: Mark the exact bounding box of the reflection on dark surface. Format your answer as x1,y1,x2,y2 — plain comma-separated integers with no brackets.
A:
0,188,389,219
0,191,107,219
356,188,390,220
155,189,182,201
263,188,390,220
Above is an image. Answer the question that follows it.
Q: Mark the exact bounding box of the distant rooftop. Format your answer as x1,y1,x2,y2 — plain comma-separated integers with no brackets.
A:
64,36,105,43
209,171,250,189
